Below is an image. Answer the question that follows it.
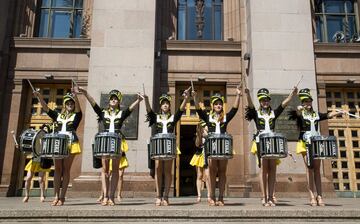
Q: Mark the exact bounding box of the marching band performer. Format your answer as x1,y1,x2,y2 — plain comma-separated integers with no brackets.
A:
245,87,297,206
289,88,342,206
143,89,190,206
193,86,241,206
33,89,82,206
189,120,209,203
79,87,142,206
22,124,52,203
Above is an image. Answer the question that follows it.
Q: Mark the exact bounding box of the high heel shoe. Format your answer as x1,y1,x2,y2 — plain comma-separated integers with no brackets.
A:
22,196,29,203
51,198,59,206
207,198,216,206
155,197,161,206
310,197,317,206
316,195,325,206
162,197,169,206
261,198,269,207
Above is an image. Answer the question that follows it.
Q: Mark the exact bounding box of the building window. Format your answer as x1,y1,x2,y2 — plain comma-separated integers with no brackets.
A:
35,0,83,38
314,0,360,43
177,0,223,40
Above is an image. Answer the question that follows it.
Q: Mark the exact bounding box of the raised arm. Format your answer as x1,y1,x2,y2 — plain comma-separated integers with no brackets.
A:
327,110,343,119
78,86,97,107
281,86,298,108
143,94,152,113
192,90,200,110
33,90,50,113
72,87,81,113
179,87,191,111
245,88,254,109
233,85,242,109
129,93,143,112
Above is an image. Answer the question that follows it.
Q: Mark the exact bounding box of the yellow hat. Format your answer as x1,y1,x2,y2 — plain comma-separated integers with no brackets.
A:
210,93,224,105
159,94,172,104
299,88,313,102
108,89,122,102
63,93,75,104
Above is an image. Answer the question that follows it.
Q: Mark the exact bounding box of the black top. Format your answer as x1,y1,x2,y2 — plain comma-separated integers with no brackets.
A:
47,109,82,141
146,109,184,134
92,104,131,134
288,110,328,140
245,105,284,131
196,107,238,134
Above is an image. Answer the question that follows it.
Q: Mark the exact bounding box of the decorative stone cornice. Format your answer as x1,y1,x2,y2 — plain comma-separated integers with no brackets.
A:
314,43,360,54
11,38,91,49
163,40,241,52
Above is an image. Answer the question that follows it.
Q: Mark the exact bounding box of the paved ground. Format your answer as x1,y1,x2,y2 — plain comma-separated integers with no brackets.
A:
0,197,359,223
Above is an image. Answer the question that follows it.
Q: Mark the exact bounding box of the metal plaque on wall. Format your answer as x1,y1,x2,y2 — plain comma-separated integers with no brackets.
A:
99,93,139,139
270,94,300,141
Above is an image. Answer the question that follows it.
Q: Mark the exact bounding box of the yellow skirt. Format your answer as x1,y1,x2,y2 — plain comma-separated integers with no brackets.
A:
190,152,205,168
69,142,81,155
251,141,281,166
109,156,129,171
24,160,51,173
296,140,307,156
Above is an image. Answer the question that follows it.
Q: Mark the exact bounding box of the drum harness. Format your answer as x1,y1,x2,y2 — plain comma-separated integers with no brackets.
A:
104,110,126,154
302,110,320,169
254,109,275,168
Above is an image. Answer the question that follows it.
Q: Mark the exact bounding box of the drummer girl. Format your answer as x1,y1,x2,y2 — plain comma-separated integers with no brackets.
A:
33,90,82,206
143,90,190,206
79,87,142,206
189,120,209,203
193,86,241,206
288,88,342,206
245,87,297,206
22,124,52,203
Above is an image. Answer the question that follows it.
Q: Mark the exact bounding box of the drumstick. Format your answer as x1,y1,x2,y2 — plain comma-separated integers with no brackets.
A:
288,152,296,163
190,76,194,92
142,83,146,95
10,130,19,148
295,75,303,88
27,79,36,92
72,79,79,87
335,109,360,119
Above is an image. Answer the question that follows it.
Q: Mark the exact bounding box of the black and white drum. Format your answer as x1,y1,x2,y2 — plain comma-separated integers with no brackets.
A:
205,133,233,160
41,133,70,158
310,135,338,159
93,132,122,158
149,133,176,160
19,129,45,156
258,132,288,158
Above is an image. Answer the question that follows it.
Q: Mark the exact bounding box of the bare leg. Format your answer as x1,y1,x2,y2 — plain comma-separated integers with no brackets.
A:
261,159,269,206
38,172,45,202
204,168,210,199
162,160,173,206
154,160,163,205
109,158,120,205
117,168,125,202
196,167,204,202
217,160,228,206
267,159,277,206
207,159,217,205
52,159,63,206
313,160,324,206
101,158,110,205
58,154,75,205
97,188,104,203
303,155,316,206
23,171,34,203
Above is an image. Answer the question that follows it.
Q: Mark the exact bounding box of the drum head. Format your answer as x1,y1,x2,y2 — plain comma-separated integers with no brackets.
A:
33,130,46,157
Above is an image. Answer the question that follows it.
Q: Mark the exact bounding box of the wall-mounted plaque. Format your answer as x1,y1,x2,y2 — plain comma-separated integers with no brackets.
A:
99,94,139,139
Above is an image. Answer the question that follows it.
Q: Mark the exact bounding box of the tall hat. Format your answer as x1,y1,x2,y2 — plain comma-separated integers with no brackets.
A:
210,93,225,105
257,88,271,101
159,94,172,104
63,92,75,104
298,88,313,101
108,89,122,102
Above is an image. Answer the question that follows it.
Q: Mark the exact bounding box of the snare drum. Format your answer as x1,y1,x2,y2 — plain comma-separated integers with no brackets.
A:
258,132,288,158
41,133,70,158
19,129,45,156
93,132,122,158
205,133,233,160
310,135,338,159
149,133,176,160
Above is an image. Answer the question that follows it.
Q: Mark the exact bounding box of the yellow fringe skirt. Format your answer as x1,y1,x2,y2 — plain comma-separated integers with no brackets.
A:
190,152,205,168
24,160,51,173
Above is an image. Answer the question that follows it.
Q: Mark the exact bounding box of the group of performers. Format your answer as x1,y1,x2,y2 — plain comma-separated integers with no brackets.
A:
19,83,342,207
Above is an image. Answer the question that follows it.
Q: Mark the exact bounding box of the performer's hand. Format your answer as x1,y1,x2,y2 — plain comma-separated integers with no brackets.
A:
137,93,144,101
236,85,242,96
244,88,250,94
72,86,80,95
291,86,298,95
33,90,41,98
297,105,304,111
191,90,197,97
77,86,87,94
142,94,149,99
183,87,191,98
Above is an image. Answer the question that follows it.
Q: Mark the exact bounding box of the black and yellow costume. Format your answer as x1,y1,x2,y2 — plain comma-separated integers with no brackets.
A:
190,121,207,168
47,94,82,155
245,89,285,166
92,90,131,168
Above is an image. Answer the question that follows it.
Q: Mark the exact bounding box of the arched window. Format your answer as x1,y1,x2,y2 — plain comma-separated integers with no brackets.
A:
35,0,83,38
177,0,223,40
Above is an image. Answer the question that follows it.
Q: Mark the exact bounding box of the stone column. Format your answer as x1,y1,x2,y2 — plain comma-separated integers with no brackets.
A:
72,0,156,197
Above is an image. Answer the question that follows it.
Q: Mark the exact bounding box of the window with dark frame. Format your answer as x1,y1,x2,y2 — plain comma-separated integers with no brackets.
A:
35,0,83,38
177,0,223,40
314,0,360,43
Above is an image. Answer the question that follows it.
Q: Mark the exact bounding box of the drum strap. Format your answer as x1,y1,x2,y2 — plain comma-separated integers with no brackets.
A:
208,114,226,134
156,114,174,134
104,110,123,133
57,113,76,133
256,109,275,133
